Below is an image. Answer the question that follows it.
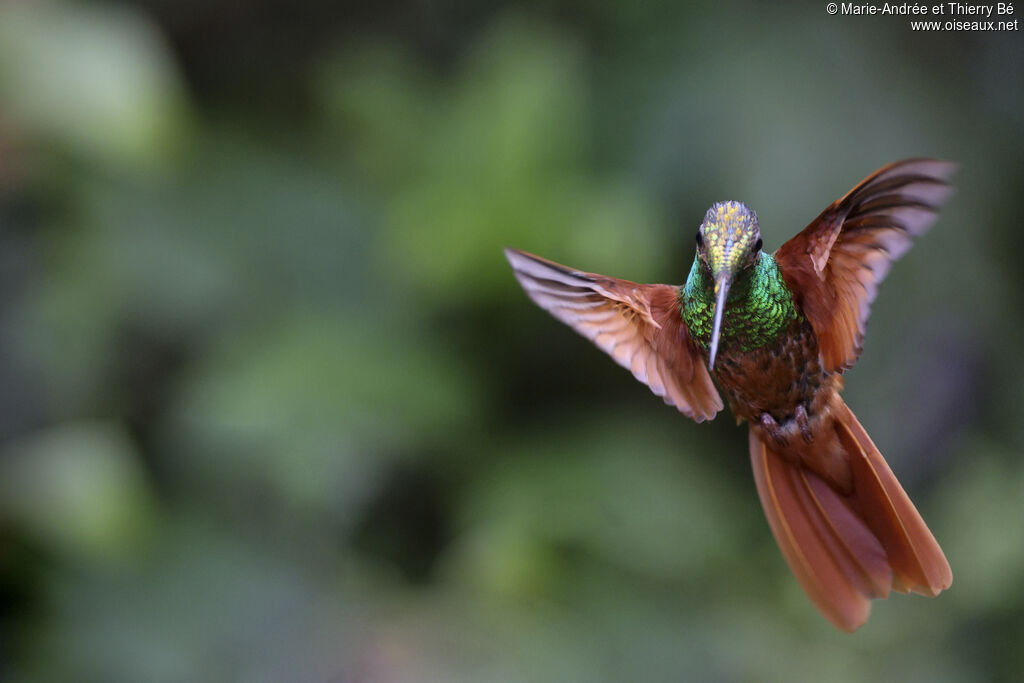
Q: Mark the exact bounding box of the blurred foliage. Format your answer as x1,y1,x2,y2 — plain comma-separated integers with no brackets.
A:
0,0,1022,681
0,2,189,173
315,16,664,302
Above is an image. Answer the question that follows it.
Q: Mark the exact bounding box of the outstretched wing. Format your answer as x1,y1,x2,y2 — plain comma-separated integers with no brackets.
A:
774,158,956,372
505,248,723,422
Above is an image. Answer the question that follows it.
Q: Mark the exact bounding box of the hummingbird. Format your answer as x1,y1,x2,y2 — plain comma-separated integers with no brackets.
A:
505,159,954,631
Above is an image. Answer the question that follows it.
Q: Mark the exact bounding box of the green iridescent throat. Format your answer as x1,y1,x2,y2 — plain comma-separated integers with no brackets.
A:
680,253,798,353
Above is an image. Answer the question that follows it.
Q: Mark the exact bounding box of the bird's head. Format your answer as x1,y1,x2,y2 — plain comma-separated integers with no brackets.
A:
695,201,763,370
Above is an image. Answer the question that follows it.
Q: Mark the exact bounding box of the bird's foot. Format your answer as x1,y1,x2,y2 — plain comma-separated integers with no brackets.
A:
760,412,789,447
795,404,814,444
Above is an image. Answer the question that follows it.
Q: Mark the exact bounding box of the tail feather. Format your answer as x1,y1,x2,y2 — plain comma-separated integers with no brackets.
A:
835,402,953,596
749,401,951,631
749,431,891,631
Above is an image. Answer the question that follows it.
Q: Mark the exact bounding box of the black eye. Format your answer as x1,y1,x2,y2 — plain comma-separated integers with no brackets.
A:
695,232,704,248
754,238,762,252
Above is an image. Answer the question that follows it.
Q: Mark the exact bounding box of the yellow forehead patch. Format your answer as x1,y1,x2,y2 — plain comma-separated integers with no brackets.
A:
715,202,741,223
703,202,755,276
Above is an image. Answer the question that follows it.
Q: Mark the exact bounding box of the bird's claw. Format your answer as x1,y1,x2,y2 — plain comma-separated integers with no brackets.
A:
760,412,788,447
795,404,814,444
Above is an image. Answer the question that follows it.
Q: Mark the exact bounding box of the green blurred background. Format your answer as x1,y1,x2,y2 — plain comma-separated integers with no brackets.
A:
0,1,1021,680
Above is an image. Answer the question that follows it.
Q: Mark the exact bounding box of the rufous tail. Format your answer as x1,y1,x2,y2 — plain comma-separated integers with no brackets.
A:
748,400,952,631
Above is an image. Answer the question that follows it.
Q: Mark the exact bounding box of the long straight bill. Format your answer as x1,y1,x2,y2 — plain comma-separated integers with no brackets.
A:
708,275,731,370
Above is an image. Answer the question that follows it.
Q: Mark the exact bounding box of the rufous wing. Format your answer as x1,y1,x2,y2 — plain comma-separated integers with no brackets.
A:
774,158,956,372
505,248,723,422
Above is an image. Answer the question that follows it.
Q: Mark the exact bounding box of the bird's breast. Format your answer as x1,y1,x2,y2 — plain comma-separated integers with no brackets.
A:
710,316,841,426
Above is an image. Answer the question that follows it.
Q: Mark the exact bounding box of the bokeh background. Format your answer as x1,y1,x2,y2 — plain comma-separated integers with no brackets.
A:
0,1,1021,680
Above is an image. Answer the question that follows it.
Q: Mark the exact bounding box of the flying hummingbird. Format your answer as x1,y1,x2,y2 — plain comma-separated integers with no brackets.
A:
505,158,954,631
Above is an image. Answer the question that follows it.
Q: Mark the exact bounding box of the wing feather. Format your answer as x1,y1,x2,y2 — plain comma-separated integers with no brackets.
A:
775,158,956,371
505,248,723,422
